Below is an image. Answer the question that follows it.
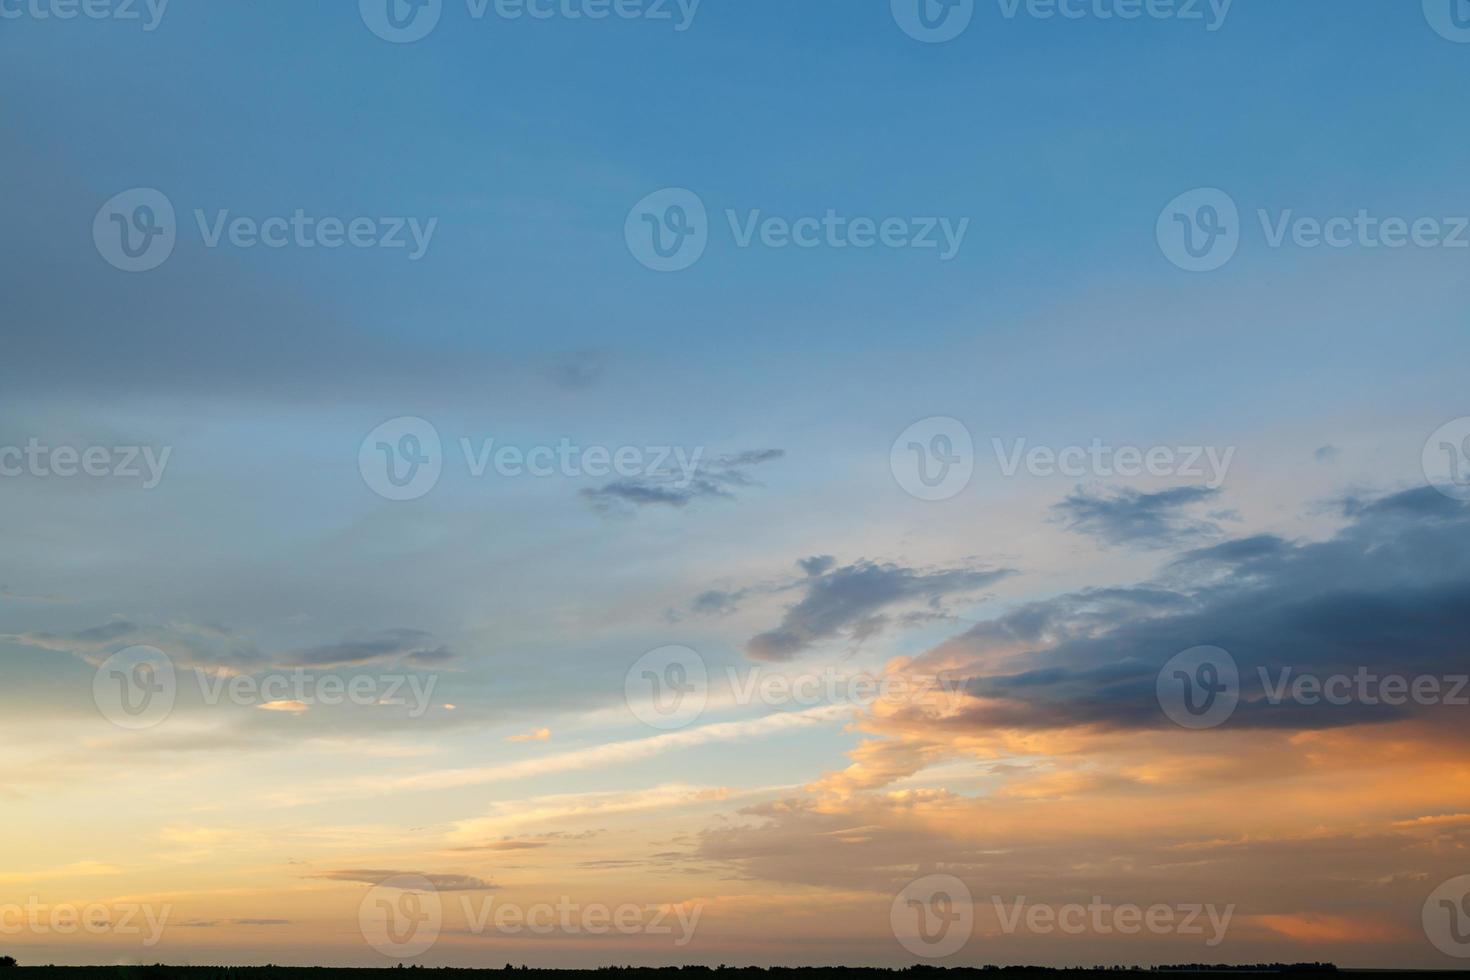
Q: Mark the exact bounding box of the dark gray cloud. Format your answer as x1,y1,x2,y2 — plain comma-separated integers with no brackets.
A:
746,559,1015,662
579,449,784,516
798,555,836,577
1053,484,1223,549
689,589,746,616
312,870,495,891
545,350,608,390
284,628,451,668
925,488,1470,733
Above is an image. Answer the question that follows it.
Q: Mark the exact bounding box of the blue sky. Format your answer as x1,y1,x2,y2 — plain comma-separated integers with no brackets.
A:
4,0,1470,970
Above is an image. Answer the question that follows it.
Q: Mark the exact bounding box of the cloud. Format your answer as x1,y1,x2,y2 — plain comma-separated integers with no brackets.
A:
745,559,1014,661
546,349,607,389
924,487,1470,734
257,700,310,714
1314,445,1341,464
1053,484,1224,548
506,727,551,743
281,628,452,668
689,589,746,616
312,870,496,891
2,622,452,673
580,449,784,516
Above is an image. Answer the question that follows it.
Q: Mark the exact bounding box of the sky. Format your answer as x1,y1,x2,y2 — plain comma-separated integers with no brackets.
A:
4,0,1470,970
